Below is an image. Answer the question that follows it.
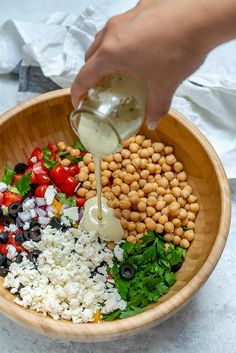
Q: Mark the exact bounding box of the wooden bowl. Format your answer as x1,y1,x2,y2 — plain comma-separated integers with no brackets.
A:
0,89,231,342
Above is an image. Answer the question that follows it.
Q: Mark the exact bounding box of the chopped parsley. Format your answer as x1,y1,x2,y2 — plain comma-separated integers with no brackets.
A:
57,193,76,207
2,166,15,185
15,172,32,196
41,147,57,169
73,140,87,152
103,231,186,321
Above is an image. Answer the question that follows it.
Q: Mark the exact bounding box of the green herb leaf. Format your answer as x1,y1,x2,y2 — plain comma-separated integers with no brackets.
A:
57,193,77,207
119,307,144,319
102,309,121,321
41,147,57,169
15,172,32,196
73,140,87,151
58,150,68,157
2,166,15,185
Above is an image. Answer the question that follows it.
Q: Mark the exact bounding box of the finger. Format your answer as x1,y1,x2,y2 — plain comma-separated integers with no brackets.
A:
71,55,109,108
85,28,106,62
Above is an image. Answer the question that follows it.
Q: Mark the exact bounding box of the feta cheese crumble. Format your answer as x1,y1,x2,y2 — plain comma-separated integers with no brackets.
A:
4,226,126,323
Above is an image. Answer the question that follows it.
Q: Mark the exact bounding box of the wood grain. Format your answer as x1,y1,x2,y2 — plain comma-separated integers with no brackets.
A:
0,88,231,342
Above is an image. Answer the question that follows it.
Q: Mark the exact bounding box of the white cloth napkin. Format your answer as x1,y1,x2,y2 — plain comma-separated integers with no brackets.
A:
0,2,235,179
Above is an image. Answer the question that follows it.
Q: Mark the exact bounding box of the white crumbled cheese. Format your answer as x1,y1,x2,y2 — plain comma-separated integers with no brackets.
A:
63,207,79,222
45,186,57,205
5,224,18,233
0,182,8,192
23,222,30,230
18,211,31,222
4,226,126,323
60,215,71,227
30,156,37,164
7,245,18,260
22,199,35,211
114,244,124,261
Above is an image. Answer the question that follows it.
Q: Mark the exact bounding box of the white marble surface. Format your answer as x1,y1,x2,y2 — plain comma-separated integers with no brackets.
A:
0,1,236,352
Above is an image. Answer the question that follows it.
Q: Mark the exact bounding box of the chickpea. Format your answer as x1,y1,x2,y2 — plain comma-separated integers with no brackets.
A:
91,181,97,190
129,194,139,205
164,222,174,233
164,146,173,155
189,203,199,213
87,162,94,172
147,196,157,207
143,183,154,194
150,191,158,197
124,173,134,185
174,227,183,237
127,221,136,232
140,170,149,180
117,163,122,169
147,147,154,155
119,171,127,180
159,214,168,224
156,223,164,233
180,239,190,249
130,212,140,222
137,189,145,197
139,149,150,159
129,142,139,153
181,187,191,199
88,175,95,184
111,185,121,197
179,208,188,219
155,164,162,174
101,161,109,170
106,241,115,250
102,170,112,178
170,178,179,188
77,187,87,197
188,211,196,221
173,236,181,245
157,186,166,196
163,172,174,182
80,166,89,174
133,172,140,181
123,137,134,148
152,212,160,222
102,186,110,193
152,153,161,163
161,207,169,215
126,164,136,174
135,135,145,145
147,206,156,217
109,161,118,171
120,183,129,194
83,153,92,165
136,234,144,241
145,218,156,230
136,222,146,233
113,153,122,163
181,218,188,226
86,190,96,200
121,149,131,159
103,191,114,200
121,218,128,229
172,187,181,198
139,212,147,221
120,199,131,210
78,171,88,182
156,200,166,211
152,142,164,153
169,202,180,216
107,199,116,208
70,149,81,158
132,158,141,169
119,194,128,201
166,154,176,165
185,204,190,211
173,162,183,173
177,171,187,181
178,197,186,208
123,230,129,239
130,181,139,191
57,141,66,151
161,163,171,172
184,230,195,242
61,158,71,167
187,221,195,229
129,230,137,236
66,146,72,154
158,177,169,189
163,194,174,205
127,235,136,244
139,179,146,189
82,181,91,190
140,159,148,169
112,178,121,187
188,194,198,204
121,209,131,220
158,156,166,165
147,163,156,174
137,201,147,212
164,233,174,242
179,181,188,189
101,176,109,186
78,161,85,168
103,155,113,163
141,139,151,148
172,218,181,228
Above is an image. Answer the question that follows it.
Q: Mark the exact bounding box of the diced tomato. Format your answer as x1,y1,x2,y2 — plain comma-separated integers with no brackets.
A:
24,167,38,184
13,174,22,184
33,161,47,175
80,151,87,156
60,176,78,196
68,164,80,177
76,197,85,207
36,173,51,185
7,232,14,244
0,244,7,255
28,147,43,167
9,240,25,252
0,225,5,233
47,143,58,160
50,165,69,185
0,192,3,206
35,184,48,198
2,191,23,207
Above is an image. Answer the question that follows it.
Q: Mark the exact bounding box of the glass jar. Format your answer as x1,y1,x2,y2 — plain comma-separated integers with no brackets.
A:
69,74,147,156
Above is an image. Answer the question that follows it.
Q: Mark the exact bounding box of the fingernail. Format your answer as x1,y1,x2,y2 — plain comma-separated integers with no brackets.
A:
148,121,158,131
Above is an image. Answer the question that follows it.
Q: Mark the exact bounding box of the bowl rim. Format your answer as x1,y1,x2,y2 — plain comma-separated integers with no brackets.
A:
0,88,231,341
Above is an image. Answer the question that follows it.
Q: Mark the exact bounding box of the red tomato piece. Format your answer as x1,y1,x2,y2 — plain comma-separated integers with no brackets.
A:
2,191,23,207
0,192,3,206
50,165,69,185
28,147,43,167
76,197,85,207
33,161,46,175
60,176,78,196
36,173,51,185
68,164,80,177
0,244,7,255
47,143,58,160
24,167,38,184
35,184,48,197
0,225,4,233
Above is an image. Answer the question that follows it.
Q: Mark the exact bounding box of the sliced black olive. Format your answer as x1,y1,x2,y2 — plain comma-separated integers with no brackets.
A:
2,215,15,226
15,232,26,244
23,230,31,241
14,163,28,174
17,283,24,293
0,254,7,266
8,202,22,218
0,266,9,277
29,225,41,242
0,208,3,220
16,216,25,228
6,259,12,268
0,231,8,244
28,250,41,268
119,263,135,281
30,219,40,228
171,262,182,273
49,217,62,230
15,253,23,264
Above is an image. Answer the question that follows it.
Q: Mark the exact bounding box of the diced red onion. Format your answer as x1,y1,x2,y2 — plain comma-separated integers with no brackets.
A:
61,204,68,212
38,216,50,225
35,197,46,207
74,182,81,193
46,205,55,214
33,161,45,175
36,208,47,217
30,209,37,218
